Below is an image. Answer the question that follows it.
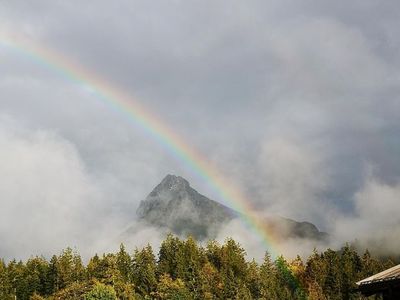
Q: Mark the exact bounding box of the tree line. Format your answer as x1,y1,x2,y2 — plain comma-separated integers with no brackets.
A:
0,235,396,299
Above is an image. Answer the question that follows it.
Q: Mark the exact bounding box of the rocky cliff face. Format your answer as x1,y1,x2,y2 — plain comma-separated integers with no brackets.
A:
136,174,328,241
137,174,236,239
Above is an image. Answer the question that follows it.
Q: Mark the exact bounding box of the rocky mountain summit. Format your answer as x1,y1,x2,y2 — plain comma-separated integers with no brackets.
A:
136,174,328,241
137,174,236,239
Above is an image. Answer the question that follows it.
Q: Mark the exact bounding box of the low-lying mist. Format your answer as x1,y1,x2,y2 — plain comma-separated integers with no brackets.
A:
0,116,399,262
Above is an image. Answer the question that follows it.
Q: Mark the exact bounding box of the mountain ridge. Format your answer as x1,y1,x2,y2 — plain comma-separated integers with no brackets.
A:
136,174,328,241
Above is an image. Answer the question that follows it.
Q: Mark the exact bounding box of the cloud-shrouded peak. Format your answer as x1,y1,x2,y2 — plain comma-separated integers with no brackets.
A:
150,174,191,195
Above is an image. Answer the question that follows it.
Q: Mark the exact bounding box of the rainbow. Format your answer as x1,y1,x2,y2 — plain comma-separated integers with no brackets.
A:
0,31,281,257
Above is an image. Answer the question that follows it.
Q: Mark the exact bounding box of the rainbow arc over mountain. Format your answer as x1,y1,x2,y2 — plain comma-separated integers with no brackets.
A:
1,31,282,257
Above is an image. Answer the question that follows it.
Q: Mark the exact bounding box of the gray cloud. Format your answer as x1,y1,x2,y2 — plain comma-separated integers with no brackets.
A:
0,0,400,258
334,170,400,256
0,116,104,259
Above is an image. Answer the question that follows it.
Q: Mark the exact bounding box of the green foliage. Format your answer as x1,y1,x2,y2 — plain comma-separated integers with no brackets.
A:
57,247,85,289
0,236,397,300
113,280,136,300
116,244,132,282
259,252,280,299
47,255,58,294
152,274,191,300
275,256,300,299
132,244,157,297
218,238,248,298
29,292,46,300
245,259,262,299
158,234,184,279
84,281,117,300
0,259,14,300
51,280,94,299
198,261,223,299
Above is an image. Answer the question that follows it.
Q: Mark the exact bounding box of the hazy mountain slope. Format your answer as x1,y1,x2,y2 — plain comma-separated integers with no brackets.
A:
137,174,236,239
135,174,328,241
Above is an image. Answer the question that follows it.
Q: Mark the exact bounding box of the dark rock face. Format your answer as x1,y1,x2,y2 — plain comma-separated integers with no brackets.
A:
136,174,328,241
137,175,236,240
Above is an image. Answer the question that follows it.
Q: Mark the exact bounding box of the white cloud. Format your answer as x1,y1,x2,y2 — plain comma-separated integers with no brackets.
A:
334,172,400,255
257,138,330,222
217,218,329,262
0,116,105,259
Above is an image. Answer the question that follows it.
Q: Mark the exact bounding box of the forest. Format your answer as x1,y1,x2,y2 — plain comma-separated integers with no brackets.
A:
0,235,396,300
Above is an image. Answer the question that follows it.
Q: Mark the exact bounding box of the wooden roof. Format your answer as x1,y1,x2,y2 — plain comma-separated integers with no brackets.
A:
357,264,400,286
357,264,400,299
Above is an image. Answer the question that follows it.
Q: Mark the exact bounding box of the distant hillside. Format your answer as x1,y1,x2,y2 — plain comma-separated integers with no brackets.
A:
135,174,328,241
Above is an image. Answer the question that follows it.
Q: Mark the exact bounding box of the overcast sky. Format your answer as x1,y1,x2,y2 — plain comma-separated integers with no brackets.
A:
1,0,400,259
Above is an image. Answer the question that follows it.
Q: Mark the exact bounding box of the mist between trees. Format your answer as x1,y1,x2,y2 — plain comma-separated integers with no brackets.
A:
0,235,396,300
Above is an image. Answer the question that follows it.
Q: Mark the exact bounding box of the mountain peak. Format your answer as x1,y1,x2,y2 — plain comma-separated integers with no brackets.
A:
162,174,188,185
136,175,235,239
134,174,328,242
148,174,191,198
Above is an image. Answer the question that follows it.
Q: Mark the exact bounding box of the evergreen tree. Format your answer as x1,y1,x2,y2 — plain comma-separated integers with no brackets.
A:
275,255,302,299
24,256,49,297
99,254,120,285
360,250,380,279
0,235,398,300
117,244,132,283
13,260,31,300
321,249,341,300
158,234,184,279
0,259,13,300
289,255,308,300
132,244,157,297
218,238,248,299
199,261,223,299
46,255,59,294
305,249,328,298
245,259,262,299
205,240,222,271
175,236,205,298
87,254,102,280
260,252,280,299
57,247,85,289
340,245,362,300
